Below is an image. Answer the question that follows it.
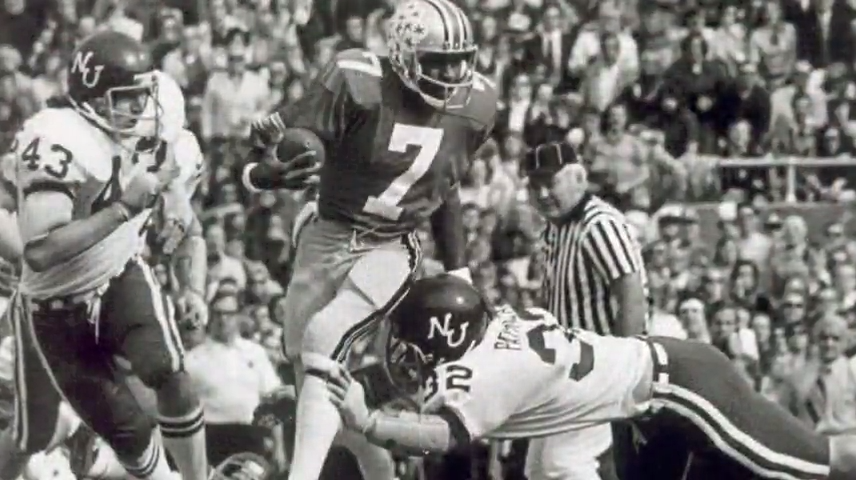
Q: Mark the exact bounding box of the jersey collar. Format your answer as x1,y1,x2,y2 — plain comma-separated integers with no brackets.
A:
557,192,592,225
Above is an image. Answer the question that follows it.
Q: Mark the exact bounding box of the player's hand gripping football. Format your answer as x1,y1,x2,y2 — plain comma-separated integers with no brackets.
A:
249,114,321,190
327,365,374,433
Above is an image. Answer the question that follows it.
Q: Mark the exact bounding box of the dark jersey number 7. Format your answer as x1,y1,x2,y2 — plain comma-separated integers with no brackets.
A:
526,323,595,381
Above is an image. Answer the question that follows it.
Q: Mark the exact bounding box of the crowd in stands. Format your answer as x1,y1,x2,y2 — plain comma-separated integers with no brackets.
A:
4,0,856,478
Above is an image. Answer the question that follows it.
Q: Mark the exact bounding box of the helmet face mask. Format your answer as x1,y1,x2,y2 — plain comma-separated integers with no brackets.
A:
381,275,491,404
82,72,159,141
412,50,476,102
385,323,432,397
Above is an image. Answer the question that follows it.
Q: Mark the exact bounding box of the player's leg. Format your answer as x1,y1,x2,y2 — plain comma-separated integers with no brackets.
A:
524,427,612,480
0,294,64,480
22,297,174,480
288,229,420,480
648,337,831,480
100,258,207,480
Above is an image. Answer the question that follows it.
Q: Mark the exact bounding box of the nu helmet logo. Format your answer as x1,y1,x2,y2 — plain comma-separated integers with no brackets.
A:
428,313,469,348
72,51,105,88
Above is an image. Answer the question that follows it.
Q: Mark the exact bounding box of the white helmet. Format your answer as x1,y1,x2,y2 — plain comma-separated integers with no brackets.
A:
134,70,186,146
386,0,477,108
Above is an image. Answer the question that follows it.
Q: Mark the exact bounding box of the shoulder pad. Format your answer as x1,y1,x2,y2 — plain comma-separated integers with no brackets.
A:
319,49,385,108
466,73,499,128
172,129,204,189
12,109,112,188
153,70,186,144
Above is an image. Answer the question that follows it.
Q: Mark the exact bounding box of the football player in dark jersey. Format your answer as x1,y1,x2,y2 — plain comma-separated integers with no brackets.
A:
240,0,498,478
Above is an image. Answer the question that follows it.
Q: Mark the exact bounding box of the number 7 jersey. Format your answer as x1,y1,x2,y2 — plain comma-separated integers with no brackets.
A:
277,49,497,237
422,308,654,440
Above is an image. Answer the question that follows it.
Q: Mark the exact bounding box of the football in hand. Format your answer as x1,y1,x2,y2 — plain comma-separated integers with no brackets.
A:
275,128,325,168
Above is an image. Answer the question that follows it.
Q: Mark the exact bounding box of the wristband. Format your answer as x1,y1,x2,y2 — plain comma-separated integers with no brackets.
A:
241,163,262,194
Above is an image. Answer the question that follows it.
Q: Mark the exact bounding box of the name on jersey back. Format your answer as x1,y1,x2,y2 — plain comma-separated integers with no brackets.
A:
494,318,521,351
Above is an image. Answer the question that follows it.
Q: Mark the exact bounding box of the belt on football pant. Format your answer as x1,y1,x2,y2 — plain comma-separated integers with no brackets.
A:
28,262,123,312
30,289,102,312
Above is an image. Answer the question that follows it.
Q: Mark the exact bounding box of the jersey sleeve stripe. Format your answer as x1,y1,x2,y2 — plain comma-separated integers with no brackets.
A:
335,59,382,77
22,182,73,200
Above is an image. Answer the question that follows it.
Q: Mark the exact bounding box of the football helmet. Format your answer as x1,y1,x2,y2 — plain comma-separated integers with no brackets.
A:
66,30,158,138
387,0,477,108
385,274,489,395
135,70,185,144
209,453,271,480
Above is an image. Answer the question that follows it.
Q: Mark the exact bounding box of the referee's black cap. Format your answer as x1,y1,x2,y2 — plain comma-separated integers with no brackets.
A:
521,141,580,179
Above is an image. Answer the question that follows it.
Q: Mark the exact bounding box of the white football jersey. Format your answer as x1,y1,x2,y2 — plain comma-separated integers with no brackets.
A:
422,307,652,439
10,73,200,298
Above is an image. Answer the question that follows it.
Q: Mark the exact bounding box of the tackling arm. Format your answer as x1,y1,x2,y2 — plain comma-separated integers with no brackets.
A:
360,408,471,456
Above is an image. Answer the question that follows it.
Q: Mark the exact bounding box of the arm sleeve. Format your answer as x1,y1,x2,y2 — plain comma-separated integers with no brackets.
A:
277,54,357,144
582,216,645,282
12,122,88,199
172,129,205,194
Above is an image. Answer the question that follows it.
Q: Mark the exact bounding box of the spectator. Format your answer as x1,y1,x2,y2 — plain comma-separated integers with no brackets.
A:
185,292,286,468
579,31,637,113
205,223,247,297
664,33,730,154
785,315,856,433
200,31,269,145
678,297,711,342
521,3,576,90
769,60,828,134
748,0,797,89
568,1,638,78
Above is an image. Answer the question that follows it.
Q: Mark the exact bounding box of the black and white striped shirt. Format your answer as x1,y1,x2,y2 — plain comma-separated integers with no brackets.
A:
541,194,648,335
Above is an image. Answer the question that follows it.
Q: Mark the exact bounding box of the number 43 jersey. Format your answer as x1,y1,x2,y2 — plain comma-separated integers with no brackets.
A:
278,49,497,237
422,308,654,440
9,107,202,299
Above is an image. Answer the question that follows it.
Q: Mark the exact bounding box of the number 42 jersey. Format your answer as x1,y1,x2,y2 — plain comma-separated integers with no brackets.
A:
422,308,654,440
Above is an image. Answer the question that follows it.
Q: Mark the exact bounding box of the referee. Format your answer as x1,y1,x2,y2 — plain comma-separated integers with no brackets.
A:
521,141,649,480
